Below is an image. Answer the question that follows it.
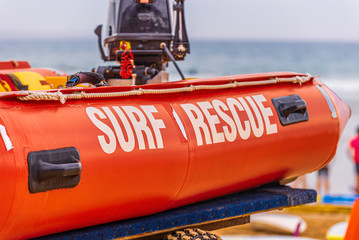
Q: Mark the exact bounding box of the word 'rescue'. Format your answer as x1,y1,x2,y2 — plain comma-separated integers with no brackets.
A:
180,94,278,146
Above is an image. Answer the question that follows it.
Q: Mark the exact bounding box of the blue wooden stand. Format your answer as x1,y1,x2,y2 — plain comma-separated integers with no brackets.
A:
37,186,316,240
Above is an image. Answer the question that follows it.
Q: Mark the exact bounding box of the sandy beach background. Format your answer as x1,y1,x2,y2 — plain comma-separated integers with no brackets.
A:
214,208,351,240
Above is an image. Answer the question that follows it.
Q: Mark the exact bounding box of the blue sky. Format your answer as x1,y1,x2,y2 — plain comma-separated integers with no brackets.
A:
1,0,359,42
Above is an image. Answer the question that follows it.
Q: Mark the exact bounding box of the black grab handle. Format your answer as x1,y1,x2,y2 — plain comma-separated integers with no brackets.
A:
37,158,81,182
278,99,307,118
28,147,81,193
272,95,309,126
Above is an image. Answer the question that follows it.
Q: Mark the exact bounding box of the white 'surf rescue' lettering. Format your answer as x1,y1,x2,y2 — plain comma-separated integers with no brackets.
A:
181,94,278,146
86,105,166,154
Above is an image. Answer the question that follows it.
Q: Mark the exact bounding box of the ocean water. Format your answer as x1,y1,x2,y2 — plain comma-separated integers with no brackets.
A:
1,40,359,194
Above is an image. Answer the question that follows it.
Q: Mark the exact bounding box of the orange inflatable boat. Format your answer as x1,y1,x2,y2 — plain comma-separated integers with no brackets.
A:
0,69,350,239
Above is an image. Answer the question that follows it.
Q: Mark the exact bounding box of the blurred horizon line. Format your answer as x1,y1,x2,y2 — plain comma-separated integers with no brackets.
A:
1,38,359,44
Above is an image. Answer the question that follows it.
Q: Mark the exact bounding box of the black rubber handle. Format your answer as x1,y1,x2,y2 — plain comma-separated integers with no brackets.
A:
37,157,81,182
272,95,309,126
28,147,82,193
279,100,307,118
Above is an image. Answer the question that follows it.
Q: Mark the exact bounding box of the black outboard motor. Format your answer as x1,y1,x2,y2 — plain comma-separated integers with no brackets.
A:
94,0,190,85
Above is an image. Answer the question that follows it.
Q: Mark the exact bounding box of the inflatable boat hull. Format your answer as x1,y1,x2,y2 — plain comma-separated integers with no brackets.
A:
0,72,350,239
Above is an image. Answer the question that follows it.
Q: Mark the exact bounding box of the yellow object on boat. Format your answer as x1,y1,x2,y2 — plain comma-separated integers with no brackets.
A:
0,80,12,92
13,72,51,90
45,76,67,89
45,76,91,89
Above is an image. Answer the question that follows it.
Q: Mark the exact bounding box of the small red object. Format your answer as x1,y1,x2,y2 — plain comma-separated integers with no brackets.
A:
120,42,134,79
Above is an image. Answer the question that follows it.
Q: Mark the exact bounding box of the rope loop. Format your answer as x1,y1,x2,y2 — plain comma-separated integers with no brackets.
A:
56,91,66,104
